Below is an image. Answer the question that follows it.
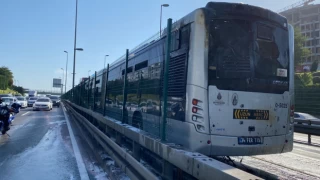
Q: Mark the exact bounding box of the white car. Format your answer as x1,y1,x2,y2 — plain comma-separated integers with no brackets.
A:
28,97,38,107
33,98,53,111
16,97,27,108
1,97,18,107
294,112,320,125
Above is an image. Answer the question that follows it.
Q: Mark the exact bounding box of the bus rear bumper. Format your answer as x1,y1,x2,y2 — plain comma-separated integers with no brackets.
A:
209,134,293,156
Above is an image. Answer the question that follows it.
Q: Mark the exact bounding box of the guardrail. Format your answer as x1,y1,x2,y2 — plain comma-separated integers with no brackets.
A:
64,101,260,180
294,119,320,144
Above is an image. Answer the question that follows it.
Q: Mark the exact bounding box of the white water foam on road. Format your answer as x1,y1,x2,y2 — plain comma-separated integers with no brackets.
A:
0,127,81,180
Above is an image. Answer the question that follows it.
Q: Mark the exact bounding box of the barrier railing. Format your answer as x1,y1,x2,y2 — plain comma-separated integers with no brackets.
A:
64,101,260,180
294,119,320,144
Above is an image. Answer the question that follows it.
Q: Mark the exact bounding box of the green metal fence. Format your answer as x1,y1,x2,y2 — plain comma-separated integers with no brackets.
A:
295,87,320,116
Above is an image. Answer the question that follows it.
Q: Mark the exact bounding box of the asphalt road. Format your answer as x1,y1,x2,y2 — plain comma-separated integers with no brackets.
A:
232,133,320,179
0,104,108,180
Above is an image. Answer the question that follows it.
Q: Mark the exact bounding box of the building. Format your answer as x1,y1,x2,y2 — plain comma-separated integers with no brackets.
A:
281,3,320,72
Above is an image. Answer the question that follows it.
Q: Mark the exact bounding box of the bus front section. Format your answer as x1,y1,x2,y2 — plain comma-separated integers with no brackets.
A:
205,2,293,156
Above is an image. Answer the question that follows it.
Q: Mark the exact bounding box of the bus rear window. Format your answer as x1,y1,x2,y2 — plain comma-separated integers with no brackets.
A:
208,19,289,94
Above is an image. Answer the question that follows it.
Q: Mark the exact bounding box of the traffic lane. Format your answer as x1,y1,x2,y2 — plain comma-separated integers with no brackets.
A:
248,142,320,178
6,107,35,135
294,133,320,144
0,106,81,180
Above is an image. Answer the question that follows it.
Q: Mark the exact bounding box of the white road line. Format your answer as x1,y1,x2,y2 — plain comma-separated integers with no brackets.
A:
21,112,30,116
61,103,89,180
290,151,320,163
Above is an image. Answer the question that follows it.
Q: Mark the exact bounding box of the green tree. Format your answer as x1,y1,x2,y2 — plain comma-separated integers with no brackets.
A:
299,72,313,86
310,60,319,72
294,27,310,66
0,75,8,90
0,66,14,87
12,85,24,95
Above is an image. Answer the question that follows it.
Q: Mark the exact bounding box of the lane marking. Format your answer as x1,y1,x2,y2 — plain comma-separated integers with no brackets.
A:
293,146,320,157
290,151,320,163
61,103,89,180
21,112,30,116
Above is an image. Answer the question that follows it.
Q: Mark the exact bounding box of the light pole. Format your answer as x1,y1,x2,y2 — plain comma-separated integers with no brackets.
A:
88,70,91,77
72,0,84,91
64,51,68,93
160,4,169,36
61,68,64,95
104,55,109,69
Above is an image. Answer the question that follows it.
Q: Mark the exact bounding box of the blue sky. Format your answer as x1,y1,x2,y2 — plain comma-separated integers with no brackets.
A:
0,0,315,91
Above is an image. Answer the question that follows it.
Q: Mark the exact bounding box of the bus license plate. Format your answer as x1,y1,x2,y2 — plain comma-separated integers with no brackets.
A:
238,137,263,145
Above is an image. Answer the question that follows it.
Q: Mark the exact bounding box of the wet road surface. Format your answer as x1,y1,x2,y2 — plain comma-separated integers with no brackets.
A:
0,105,108,180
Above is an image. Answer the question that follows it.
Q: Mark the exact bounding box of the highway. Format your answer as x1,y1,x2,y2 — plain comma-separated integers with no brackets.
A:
1,105,320,180
0,106,114,180
231,133,320,180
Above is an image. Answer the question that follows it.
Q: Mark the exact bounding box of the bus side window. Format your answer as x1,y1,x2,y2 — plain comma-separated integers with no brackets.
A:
170,30,180,51
180,25,190,48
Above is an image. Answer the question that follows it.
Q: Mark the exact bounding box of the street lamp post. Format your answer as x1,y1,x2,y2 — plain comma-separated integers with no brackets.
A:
88,70,91,77
72,0,83,93
160,4,169,36
104,55,109,69
64,51,68,93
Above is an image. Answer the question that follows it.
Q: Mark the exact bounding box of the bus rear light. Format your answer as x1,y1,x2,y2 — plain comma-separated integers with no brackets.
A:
192,115,197,121
290,105,294,110
290,111,294,117
290,105,294,117
192,107,198,113
192,99,198,105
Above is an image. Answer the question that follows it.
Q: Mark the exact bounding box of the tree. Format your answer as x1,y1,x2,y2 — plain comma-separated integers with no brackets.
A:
310,60,319,72
294,27,310,67
0,66,14,87
12,85,24,95
0,75,8,90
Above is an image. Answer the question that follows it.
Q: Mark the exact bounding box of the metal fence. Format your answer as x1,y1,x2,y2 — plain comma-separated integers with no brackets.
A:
64,69,108,115
295,87,320,116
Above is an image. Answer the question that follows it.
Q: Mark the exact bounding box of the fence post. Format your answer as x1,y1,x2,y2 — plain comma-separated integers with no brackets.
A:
122,49,129,124
87,76,91,109
161,18,172,142
103,64,110,116
93,71,97,111
308,120,312,144
79,83,83,106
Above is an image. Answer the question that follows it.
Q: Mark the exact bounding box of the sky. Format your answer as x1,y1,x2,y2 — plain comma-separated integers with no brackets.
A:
0,0,317,91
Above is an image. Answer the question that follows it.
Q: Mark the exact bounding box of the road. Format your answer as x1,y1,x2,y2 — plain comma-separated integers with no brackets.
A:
0,105,109,180
231,133,320,180
2,105,320,180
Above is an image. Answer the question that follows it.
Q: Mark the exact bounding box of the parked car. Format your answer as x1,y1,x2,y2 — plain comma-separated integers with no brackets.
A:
49,96,60,107
33,98,52,111
28,97,38,107
16,96,28,108
294,112,320,125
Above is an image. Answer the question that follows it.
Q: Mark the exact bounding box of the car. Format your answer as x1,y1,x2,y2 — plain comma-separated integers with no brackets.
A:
28,97,38,107
33,98,52,111
0,94,13,98
49,96,60,107
1,97,19,109
294,112,320,125
16,96,28,108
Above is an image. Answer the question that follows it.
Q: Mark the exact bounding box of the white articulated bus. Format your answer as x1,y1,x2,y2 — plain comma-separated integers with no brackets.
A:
88,2,294,156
